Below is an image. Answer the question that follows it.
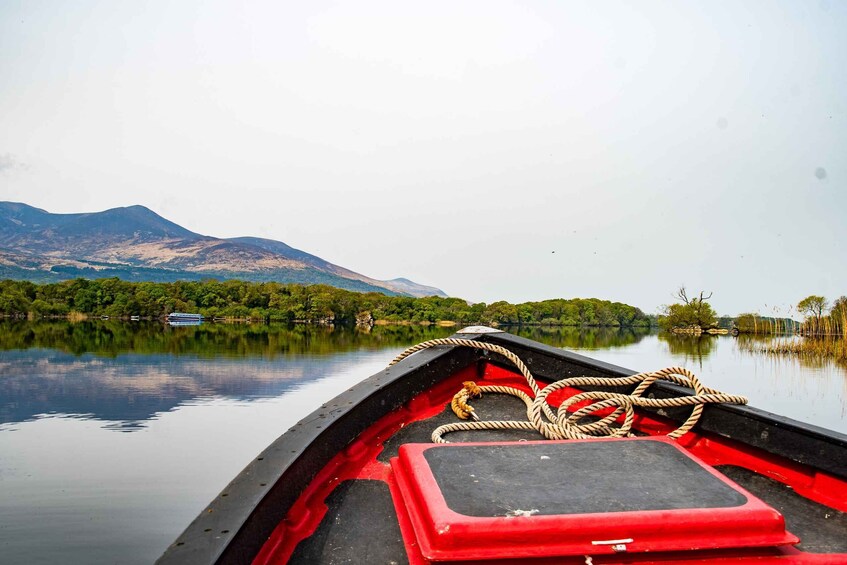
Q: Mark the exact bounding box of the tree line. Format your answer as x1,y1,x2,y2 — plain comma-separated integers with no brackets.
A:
733,295,846,335
0,278,653,327
657,287,847,337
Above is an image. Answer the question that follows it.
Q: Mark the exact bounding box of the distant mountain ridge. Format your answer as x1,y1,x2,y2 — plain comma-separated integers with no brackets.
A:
0,202,447,297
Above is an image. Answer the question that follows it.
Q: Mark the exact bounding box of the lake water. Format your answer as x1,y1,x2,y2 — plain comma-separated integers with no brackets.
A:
1,320,845,564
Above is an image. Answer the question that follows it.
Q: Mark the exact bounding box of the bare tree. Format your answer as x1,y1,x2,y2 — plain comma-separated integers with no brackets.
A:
673,286,712,306
661,286,717,329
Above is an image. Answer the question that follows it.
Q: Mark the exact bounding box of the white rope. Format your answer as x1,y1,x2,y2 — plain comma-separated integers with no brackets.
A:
388,338,748,443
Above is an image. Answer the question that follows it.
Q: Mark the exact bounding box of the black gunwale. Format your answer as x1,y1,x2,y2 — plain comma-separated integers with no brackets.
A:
157,330,847,565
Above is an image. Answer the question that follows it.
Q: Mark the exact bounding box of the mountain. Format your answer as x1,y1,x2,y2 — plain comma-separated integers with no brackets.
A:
228,237,446,298
0,202,448,297
380,277,447,298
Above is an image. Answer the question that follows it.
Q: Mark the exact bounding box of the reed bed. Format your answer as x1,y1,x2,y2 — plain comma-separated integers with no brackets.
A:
754,336,847,364
734,309,800,336
797,313,847,339
742,312,847,364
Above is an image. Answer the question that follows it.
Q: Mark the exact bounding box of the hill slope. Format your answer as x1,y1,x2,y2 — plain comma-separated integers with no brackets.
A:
0,202,447,297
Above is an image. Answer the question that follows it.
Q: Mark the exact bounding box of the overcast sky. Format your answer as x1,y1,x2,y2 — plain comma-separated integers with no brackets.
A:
1,0,844,316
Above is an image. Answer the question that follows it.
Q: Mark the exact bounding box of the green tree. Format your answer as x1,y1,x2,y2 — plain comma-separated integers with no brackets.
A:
797,295,828,327
482,301,518,325
658,287,717,330
73,287,98,312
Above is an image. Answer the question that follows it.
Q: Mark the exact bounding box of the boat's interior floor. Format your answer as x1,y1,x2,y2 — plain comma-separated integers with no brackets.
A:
288,388,847,564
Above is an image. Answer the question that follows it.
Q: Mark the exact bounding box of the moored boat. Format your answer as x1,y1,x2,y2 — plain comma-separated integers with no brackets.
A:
167,312,205,322
158,327,847,564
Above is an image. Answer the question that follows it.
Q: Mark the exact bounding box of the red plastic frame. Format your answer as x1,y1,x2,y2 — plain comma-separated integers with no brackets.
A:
392,437,797,561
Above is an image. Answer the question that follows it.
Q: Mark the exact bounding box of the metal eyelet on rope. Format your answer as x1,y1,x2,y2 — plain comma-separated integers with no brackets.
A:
388,338,748,443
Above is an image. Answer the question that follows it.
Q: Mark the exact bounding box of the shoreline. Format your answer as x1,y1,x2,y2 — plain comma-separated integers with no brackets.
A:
1,313,653,329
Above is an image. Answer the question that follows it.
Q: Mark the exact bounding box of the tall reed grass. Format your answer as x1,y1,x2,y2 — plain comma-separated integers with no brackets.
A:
738,309,847,364
756,336,847,364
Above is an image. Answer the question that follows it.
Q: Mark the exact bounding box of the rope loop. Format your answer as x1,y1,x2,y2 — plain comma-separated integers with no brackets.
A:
388,338,748,443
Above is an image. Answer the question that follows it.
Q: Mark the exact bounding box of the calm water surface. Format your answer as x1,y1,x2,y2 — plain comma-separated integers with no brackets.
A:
1,321,845,564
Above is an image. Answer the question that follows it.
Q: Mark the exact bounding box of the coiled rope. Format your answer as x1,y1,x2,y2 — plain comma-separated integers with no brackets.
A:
388,338,748,443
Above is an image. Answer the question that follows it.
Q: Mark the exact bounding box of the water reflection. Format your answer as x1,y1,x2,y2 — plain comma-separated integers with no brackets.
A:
0,319,455,358
657,334,716,366
505,326,652,349
2,321,845,434
0,321,455,431
0,348,402,565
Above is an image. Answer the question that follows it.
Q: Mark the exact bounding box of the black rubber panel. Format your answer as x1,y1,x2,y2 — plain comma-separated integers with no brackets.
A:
716,465,847,553
289,480,408,564
423,440,747,517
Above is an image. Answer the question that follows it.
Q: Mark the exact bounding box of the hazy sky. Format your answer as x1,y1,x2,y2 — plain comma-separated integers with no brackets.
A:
1,1,844,316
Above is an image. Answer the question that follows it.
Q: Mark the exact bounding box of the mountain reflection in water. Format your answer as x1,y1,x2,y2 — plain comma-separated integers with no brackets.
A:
0,320,457,431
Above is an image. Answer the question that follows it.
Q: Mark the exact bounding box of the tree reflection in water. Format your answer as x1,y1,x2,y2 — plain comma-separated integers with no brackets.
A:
658,334,717,368
0,319,457,358
505,326,652,350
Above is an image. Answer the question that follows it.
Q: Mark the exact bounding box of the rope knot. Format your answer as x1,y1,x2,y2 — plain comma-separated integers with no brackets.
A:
451,381,482,421
462,381,483,398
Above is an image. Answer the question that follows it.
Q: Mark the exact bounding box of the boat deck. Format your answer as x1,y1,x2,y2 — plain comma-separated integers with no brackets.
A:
260,364,847,564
